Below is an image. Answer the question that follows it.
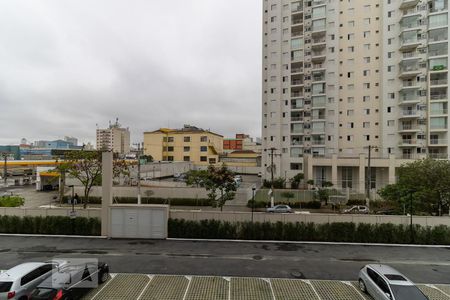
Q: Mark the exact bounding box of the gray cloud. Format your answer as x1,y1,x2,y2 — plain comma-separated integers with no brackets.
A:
0,0,261,145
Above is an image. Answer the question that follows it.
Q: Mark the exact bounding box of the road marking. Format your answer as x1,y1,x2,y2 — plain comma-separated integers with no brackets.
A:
136,275,153,300
430,284,450,298
263,278,276,300
344,281,367,300
302,280,322,300
182,275,192,300
89,275,115,300
223,276,231,300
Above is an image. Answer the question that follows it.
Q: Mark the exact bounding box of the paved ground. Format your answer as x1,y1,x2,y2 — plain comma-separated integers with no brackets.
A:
0,237,449,285
63,273,450,300
0,185,59,208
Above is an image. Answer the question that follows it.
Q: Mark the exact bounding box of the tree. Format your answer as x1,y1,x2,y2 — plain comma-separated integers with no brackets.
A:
203,165,236,211
290,173,304,189
378,158,450,215
57,151,129,208
314,181,333,205
185,170,208,187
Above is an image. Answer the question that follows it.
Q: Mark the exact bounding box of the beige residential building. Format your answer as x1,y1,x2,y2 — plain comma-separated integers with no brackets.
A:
144,125,223,165
262,0,449,191
96,120,130,154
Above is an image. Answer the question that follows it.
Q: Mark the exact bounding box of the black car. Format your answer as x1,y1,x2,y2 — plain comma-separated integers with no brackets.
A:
30,262,109,300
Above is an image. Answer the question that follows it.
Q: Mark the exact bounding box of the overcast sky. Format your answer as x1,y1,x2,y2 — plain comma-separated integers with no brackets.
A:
0,0,262,146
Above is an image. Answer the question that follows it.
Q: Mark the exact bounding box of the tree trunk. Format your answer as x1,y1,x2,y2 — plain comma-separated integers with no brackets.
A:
220,190,223,212
59,171,66,205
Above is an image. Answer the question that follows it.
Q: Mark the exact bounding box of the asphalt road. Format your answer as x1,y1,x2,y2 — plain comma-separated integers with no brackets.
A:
0,236,449,284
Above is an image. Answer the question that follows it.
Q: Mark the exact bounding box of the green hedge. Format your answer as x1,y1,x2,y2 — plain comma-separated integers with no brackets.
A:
63,196,211,206
0,216,100,236
168,219,450,245
346,199,366,206
0,196,25,207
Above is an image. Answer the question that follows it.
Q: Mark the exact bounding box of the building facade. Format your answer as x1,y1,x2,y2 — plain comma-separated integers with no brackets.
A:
144,125,223,165
262,0,449,190
96,120,130,154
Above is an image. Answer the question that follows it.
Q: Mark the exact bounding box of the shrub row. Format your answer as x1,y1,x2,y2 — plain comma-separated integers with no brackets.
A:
62,196,211,206
0,216,100,236
346,199,366,206
0,196,25,207
168,219,450,245
247,200,321,209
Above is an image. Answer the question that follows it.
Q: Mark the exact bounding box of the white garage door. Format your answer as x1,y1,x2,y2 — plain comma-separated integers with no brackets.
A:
110,207,168,239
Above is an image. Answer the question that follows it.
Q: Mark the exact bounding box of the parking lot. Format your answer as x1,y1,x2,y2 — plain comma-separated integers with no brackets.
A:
84,273,450,300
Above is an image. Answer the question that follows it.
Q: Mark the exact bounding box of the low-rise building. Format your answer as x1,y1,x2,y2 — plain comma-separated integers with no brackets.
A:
96,119,130,154
144,125,223,165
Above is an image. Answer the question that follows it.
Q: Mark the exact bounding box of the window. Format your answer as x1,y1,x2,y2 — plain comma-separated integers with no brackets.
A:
200,136,208,142
21,268,42,286
348,46,354,52
342,167,353,188
183,146,190,152
347,97,354,103
363,70,370,76
347,135,353,141
364,109,370,115
347,110,354,116
348,21,355,27
209,158,216,164
348,33,354,40
363,31,370,38
363,57,370,63
363,96,370,102
200,146,207,152
363,83,370,89
184,136,191,142
364,18,370,25
167,146,174,152
183,156,190,162
168,137,174,142
270,16,277,22
200,156,207,162
363,122,370,128
387,120,395,126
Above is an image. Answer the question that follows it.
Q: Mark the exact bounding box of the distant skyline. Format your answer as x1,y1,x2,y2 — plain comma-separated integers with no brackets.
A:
0,0,262,146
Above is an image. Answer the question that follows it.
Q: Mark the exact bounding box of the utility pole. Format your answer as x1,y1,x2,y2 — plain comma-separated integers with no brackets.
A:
267,147,281,208
135,143,143,205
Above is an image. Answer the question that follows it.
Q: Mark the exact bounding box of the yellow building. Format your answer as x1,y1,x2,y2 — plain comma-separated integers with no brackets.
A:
219,150,261,168
144,125,223,165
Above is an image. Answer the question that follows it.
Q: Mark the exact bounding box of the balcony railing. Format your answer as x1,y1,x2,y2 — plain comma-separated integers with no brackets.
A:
399,139,416,145
292,18,303,25
431,93,448,100
429,35,448,43
292,80,304,85
430,139,448,145
401,110,418,116
429,50,448,56
312,38,326,44
311,140,326,145
429,153,448,159
312,76,325,82
399,124,419,130
402,51,418,58
311,25,326,32
400,65,420,72
291,92,304,97
292,31,303,37
292,4,303,13
291,117,304,122
402,81,419,87
312,51,326,57
430,109,448,115
291,67,303,74
291,140,303,146
312,63,325,69
312,0,326,5
401,38,419,45
430,79,448,86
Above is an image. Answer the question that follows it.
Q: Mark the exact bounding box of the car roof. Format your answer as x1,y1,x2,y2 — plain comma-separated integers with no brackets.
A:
0,262,47,280
366,264,414,286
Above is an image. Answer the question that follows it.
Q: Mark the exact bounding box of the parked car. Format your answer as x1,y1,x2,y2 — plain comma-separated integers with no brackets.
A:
359,264,428,300
344,205,369,214
30,262,109,300
0,262,59,300
266,204,292,213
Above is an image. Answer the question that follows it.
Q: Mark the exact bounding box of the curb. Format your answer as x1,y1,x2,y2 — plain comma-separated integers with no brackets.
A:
167,238,450,248
0,233,107,239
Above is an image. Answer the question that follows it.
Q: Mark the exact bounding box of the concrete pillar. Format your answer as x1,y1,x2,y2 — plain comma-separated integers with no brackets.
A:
304,154,313,181
388,154,396,184
331,154,338,187
101,151,113,237
359,153,366,194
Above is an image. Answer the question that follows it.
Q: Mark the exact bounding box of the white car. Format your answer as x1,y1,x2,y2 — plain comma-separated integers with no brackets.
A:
266,205,292,213
0,262,58,300
358,264,429,300
344,205,369,214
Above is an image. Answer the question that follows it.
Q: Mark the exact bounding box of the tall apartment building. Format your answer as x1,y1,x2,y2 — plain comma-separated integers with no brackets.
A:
96,119,130,154
262,0,449,191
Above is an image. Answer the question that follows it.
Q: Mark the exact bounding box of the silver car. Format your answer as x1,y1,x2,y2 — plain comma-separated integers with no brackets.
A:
0,262,57,300
358,264,429,300
266,204,292,213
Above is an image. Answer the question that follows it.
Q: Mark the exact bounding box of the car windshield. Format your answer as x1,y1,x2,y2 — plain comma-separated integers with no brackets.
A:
390,285,428,299
0,281,12,292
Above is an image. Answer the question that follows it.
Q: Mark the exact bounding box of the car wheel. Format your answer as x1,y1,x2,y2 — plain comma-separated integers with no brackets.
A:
358,278,367,293
99,271,109,283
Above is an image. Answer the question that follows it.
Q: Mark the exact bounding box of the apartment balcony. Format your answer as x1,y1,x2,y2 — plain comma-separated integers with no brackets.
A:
291,128,304,134
291,55,304,63
400,21,421,32
429,28,448,43
400,80,421,90
430,65,448,72
398,139,419,147
311,38,326,50
311,140,326,146
311,13,326,20
291,2,303,13
398,124,421,132
291,31,303,38
311,51,326,63
292,16,303,26
430,79,448,86
430,93,448,101
400,0,420,9
428,152,448,159
291,91,304,98
401,7,422,18
430,139,448,146
312,63,326,71
291,79,304,86
291,116,304,122
311,25,326,38
399,65,422,78
399,110,421,118
430,109,448,116
401,51,421,62
399,37,422,51
312,0,326,6
399,97,422,105
291,140,304,146
291,66,304,74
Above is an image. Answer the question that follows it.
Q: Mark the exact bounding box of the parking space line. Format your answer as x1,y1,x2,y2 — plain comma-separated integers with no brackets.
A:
344,281,367,300
182,276,192,300
223,276,231,300
431,284,450,298
303,280,322,300
136,275,154,300
264,278,276,300
89,275,115,300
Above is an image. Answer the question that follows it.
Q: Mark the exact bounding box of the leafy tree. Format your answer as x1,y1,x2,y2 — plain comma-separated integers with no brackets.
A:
314,181,334,205
306,179,314,186
378,158,450,215
185,170,208,187
290,173,304,189
57,151,129,208
203,165,236,211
